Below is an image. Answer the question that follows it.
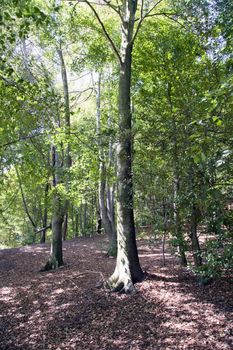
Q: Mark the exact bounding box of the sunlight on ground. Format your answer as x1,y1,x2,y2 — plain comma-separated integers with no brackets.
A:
0,236,232,350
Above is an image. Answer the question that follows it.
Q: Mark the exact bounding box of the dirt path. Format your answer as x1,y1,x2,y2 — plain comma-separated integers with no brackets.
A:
0,235,232,350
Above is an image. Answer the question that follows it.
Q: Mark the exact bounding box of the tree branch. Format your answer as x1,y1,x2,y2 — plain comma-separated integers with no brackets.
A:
0,75,17,87
132,0,164,44
162,13,185,28
82,0,122,63
102,0,123,20
0,190,19,214
15,166,37,229
35,225,51,234
0,132,47,149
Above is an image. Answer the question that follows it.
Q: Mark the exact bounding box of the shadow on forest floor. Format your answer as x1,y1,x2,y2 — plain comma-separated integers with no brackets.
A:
0,235,232,350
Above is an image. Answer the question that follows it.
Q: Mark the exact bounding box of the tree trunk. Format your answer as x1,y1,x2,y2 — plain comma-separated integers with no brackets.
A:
173,176,187,267
57,47,72,241
62,212,68,241
162,201,168,267
75,211,79,237
190,203,202,268
40,182,49,244
50,193,64,268
91,194,94,235
83,202,87,235
106,183,117,256
80,203,83,235
107,0,144,292
42,146,64,271
71,204,75,237
167,82,187,266
99,162,117,256
96,209,102,234
106,108,117,256
95,72,117,255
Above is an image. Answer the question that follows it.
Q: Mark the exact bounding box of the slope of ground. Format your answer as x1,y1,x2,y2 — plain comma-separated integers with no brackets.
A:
0,235,232,350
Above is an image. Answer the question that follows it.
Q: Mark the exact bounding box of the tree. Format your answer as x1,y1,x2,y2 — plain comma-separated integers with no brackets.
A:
68,0,185,291
106,0,145,292
57,45,72,241
95,71,117,256
74,0,164,292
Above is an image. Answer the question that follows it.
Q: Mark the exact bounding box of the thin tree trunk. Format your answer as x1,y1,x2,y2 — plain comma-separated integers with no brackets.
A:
83,202,87,235
96,209,102,234
99,162,116,254
173,179,187,266
190,203,202,268
162,201,168,267
75,211,79,237
71,204,75,237
91,194,94,235
95,72,116,255
40,182,49,244
106,183,117,256
57,47,72,240
162,234,166,267
62,212,68,240
16,166,36,230
167,82,187,267
106,108,117,256
80,203,83,235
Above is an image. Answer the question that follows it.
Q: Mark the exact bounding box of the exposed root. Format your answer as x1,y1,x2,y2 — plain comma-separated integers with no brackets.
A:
106,274,137,294
40,257,63,272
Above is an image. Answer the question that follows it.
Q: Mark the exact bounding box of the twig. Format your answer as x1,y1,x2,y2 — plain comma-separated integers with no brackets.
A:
67,270,106,289
132,0,165,44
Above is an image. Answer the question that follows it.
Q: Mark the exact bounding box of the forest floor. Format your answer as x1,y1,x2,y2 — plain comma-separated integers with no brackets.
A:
0,235,232,350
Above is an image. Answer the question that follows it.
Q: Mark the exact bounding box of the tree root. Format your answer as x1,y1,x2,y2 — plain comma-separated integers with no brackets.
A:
106,274,137,294
40,257,63,272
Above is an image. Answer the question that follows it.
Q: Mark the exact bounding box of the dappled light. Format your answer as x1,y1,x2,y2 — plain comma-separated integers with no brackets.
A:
0,0,232,348
1,235,232,350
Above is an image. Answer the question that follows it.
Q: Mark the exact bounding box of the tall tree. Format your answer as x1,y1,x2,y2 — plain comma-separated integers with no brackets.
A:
106,0,145,292
72,0,173,292
75,0,170,291
57,45,72,241
95,72,117,256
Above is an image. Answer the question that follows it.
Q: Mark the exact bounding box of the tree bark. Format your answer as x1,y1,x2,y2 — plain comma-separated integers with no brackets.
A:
106,107,117,256
62,212,68,241
42,146,64,271
50,192,64,268
190,203,202,268
162,201,168,267
106,183,117,256
95,72,117,255
80,203,83,235
99,162,117,255
173,175,187,266
57,47,72,241
96,209,102,234
107,0,144,292
40,182,49,244
75,211,79,237
83,202,87,235
167,82,187,267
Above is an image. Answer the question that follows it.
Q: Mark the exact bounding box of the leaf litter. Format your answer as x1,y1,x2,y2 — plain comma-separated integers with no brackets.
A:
0,235,232,350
